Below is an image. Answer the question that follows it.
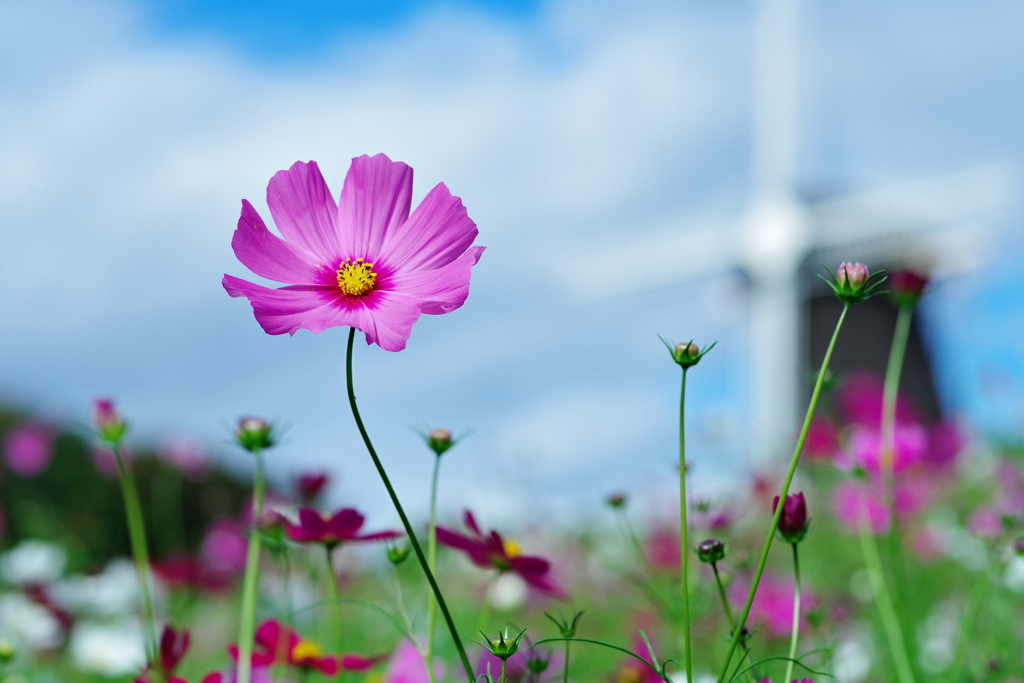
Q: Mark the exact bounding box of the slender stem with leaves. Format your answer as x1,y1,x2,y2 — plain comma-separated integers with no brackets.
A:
859,521,916,683
425,452,443,683
326,547,345,655
344,327,474,683
716,303,850,682
677,366,694,683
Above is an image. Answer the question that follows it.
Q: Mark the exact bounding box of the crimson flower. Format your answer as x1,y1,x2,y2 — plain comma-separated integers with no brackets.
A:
223,155,485,352
134,626,224,683
279,507,401,549
229,619,384,675
295,471,330,503
773,492,810,544
436,510,565,597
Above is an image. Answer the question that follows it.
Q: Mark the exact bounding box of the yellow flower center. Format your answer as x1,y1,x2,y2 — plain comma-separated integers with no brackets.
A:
616,667,642,683
291,639,324,662
336,258,377,296
503,539,522,558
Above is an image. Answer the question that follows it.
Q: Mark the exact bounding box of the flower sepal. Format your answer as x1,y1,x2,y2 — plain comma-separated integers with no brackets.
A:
544,609,585,638
659,337,717,369
235,417,274,453
696,538,726,564
476,627,527,661
819,262,886,305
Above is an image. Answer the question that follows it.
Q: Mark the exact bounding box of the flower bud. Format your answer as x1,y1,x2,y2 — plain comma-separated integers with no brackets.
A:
236,417,274,452
544,609,584,638
0,639,14,664
386,545,410,565
480,627,527,661
837,262,868,288
773,492,810,544
661,337,716,369
888,268,929,308
1013,538,1024,556
822,262,885,305
93,398,128,445
606,493,627,509
696,538,726,564
296,472,329,503
426,428,453,456
525,651,551,674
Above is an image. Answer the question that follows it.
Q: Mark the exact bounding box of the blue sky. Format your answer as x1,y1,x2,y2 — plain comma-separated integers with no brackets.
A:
1,0,1022,526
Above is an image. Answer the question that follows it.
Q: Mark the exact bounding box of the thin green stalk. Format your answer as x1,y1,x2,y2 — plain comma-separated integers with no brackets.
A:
678,367,693,683
500,657,507,683
563,640,570,683
710,563,755,683
344,328,475,683
392,567,423,655
477,578,495,633
236,450,267,683
783,543,802,683
327,547,344,654
717,303,850,683
881,304,915,662
859,523,915,683
425,453,443,683
112,445,159,669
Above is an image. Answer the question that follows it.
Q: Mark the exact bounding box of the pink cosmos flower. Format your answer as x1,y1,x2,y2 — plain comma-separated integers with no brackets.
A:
437,510,565,597
223,155,485,352
279,506,401,548
3,423,55,476
228,619,385,675
383,640,444,683
730,574,813,638
200,519,249,576
837,423,929,476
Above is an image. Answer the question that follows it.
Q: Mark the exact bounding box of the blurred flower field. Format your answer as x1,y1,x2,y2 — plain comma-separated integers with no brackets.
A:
2,155,1024,683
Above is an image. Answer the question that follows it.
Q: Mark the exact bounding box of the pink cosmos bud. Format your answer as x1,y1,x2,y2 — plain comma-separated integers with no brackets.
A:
425,428,454,455
772,492,810,543
93,398,127,445
159,625,190,676
235,417,274,452
296,471,329,503
889,268,929,307
837,262,868,289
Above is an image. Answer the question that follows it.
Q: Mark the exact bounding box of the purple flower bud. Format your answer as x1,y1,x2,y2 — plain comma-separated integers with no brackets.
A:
236,417,274,453
837,262,868,288
889,268,929,308
93,398,127,445
296,472,329,503
696,538,726,563
773,492,810,544
606,493,628,509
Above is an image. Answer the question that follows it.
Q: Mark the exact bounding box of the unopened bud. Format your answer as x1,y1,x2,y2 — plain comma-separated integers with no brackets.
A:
481,628,527,661
837,262,868,288
526,652,551,674
606,493,627,509
696,538,726,564
0,639,13,664
426,429,453,456
662,337,716,369
675,342,698,358
236,417,274,453
93,398,127,445
386,545,410,565
1013,538,1024,556
773,492,810,544
889,269,929,308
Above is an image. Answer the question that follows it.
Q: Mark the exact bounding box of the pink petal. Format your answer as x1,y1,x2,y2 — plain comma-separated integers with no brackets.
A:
387,246,485,315
463,510,483,537
230,200,320,284
328,508,365,538
380,182,478,272
337,154,413,261
222,277,348,336
354,530,403,542
298,507,329,536
266,161,341,263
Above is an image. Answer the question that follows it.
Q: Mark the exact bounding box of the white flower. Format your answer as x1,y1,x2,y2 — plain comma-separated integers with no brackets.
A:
488,572,527,611
69,618,146,676
0,593,63,650
0,540,66,586
54,559,142,616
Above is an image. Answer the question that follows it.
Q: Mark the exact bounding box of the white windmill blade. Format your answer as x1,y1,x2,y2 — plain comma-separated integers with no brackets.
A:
808,162,1019,249
558,222,734,303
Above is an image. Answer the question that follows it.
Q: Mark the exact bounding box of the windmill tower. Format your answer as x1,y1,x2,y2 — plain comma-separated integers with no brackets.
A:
562,0,1016,461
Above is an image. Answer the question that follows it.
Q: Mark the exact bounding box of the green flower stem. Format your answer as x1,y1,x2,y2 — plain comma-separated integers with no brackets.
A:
345,328,475,683
236,449,266,683
881,303,915,659
112,445,159,669
711,563,755,683
327,547,345,655
783,543,802,683
563,639,571,683
392,567,423,654
425,453,443,683
678,367,694,683
477,578,495,633
859,522,916,683
716,303,850,683
500,657,508,683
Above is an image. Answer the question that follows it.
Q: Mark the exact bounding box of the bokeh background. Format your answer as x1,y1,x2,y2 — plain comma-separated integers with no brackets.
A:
2,0,1024,527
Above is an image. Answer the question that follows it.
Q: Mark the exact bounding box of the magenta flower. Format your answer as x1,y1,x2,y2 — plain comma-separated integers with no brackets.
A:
279,506,401,548
773,492,810,543
228,619,385,675
222,155,485,352
437,510,565,597
384,640,444,683
730,574,813,638
295,471,330,503
200,519,249,576
3,423,55,476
